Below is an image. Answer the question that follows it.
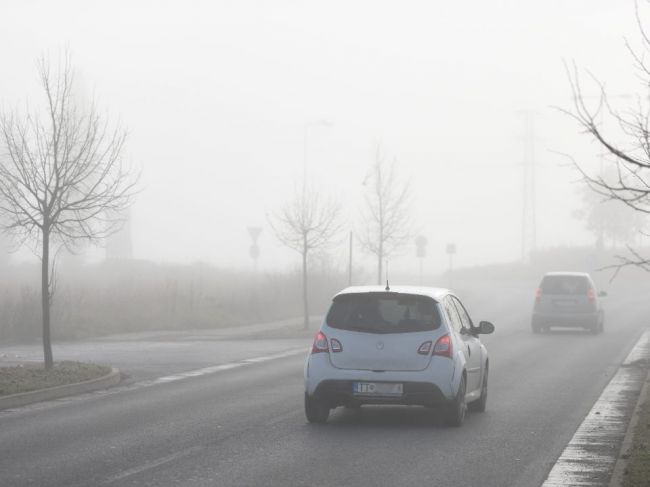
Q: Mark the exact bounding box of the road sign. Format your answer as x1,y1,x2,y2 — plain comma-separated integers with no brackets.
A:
247,227,262,244
247,227,262,268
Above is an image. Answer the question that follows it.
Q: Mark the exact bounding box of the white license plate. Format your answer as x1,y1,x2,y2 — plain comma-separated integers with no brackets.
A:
353,382,403,396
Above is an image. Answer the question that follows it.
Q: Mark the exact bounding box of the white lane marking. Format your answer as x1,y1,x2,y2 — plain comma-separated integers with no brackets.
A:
542,331,650,487
144,348,307,386
98,348,307,483
0,347,308,415
103,446,204,484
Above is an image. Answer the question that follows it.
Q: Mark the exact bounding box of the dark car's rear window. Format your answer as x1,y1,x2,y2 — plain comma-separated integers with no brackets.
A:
326,292,441,334
540,275,591,295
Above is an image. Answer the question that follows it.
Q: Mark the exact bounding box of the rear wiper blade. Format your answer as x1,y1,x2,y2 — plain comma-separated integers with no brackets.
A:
345,325,381,333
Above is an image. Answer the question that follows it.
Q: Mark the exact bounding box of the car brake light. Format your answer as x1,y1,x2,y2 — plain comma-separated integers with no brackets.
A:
587,288,596,301
417,341,432,355
535,287,542,304
433,334,452,359
330,338,343,353
311,331,329,354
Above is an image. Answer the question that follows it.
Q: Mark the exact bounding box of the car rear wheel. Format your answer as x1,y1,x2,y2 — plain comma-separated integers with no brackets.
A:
445,376,467,427
305,393,329,423
469,368,488,413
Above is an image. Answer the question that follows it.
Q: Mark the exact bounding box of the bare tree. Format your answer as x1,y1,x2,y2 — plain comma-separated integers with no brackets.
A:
359,146,411,284
573,169,648,249
269,185,341,329
562,1,650,278
0,54,137,368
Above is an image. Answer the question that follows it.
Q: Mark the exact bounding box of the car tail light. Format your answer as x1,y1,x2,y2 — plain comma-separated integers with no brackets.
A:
330,338,343,353
433,334,452,359
587,288,596,302
535,287,542,304
417,341,432,355
311,331,329,354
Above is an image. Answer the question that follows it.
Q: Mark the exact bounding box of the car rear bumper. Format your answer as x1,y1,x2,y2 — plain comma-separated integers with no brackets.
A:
312,379,448,407
532,311,599,328
304,353,456,402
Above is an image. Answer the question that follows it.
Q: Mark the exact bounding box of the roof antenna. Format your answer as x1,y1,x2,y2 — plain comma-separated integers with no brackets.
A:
385,259,390,291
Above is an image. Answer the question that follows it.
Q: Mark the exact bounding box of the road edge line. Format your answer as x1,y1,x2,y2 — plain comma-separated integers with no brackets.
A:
608,366,650,487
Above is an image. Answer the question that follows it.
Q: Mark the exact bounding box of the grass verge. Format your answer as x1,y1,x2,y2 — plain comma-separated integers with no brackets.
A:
0,361,112,396
623,376,650,487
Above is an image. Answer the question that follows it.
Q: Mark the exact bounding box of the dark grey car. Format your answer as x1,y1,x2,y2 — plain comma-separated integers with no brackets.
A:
531,272,606,334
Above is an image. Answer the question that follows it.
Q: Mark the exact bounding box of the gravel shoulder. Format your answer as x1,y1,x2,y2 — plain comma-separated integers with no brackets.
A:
0,361,111,396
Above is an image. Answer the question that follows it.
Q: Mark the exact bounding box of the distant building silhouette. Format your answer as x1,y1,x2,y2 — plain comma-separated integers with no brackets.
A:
0,231,10,267
106,211,133,260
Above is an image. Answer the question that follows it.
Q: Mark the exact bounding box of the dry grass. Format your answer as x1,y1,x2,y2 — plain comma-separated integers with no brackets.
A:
0,260,351,341
623,381,650,487
0,361,111,396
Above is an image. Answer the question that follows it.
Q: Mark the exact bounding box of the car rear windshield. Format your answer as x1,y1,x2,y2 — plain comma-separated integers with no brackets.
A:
540,275,591,295
326,292,441,334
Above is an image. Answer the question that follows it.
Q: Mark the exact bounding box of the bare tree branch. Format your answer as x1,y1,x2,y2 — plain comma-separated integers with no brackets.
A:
268,184,341,328
599,245,650,282
0,53,138,367
358,145,412,284
560,3,650,275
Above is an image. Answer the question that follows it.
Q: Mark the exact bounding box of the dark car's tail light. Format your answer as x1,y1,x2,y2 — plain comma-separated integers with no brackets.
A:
311,331,329,354
417,341,432,355
535,287,542,304
433,334,452,359
587,288,596,302
330,338,343,353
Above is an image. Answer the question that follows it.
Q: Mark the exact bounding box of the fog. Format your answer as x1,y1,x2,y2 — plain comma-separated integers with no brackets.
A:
4,6,650,482
0,0,646,276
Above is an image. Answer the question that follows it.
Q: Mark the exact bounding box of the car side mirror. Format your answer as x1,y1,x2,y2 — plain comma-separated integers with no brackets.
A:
598,291,608,297
477,321,495,334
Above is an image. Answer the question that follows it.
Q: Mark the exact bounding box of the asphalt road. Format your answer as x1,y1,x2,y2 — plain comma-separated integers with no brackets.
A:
0,286,648,487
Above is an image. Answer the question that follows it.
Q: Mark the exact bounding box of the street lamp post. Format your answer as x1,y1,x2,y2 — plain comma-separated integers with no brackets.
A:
303,120,333,190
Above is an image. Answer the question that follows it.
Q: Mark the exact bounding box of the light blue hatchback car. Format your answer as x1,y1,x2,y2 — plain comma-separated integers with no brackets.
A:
304,285,495,426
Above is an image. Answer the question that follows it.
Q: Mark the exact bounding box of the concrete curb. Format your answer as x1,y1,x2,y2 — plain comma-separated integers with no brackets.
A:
608,368,650,487
0,367,121,411
542,330,650,487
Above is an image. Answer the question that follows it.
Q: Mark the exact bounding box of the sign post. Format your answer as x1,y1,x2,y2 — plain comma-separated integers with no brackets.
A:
247,227,262,272
415,235,427,284
446,243,456,288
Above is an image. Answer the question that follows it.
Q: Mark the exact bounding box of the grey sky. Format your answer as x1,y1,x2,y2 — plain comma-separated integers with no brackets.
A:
0,0,643,274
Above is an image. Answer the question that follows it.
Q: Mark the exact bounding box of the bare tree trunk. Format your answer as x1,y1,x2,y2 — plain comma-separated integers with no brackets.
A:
302,246,309,329
41,227,53,369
